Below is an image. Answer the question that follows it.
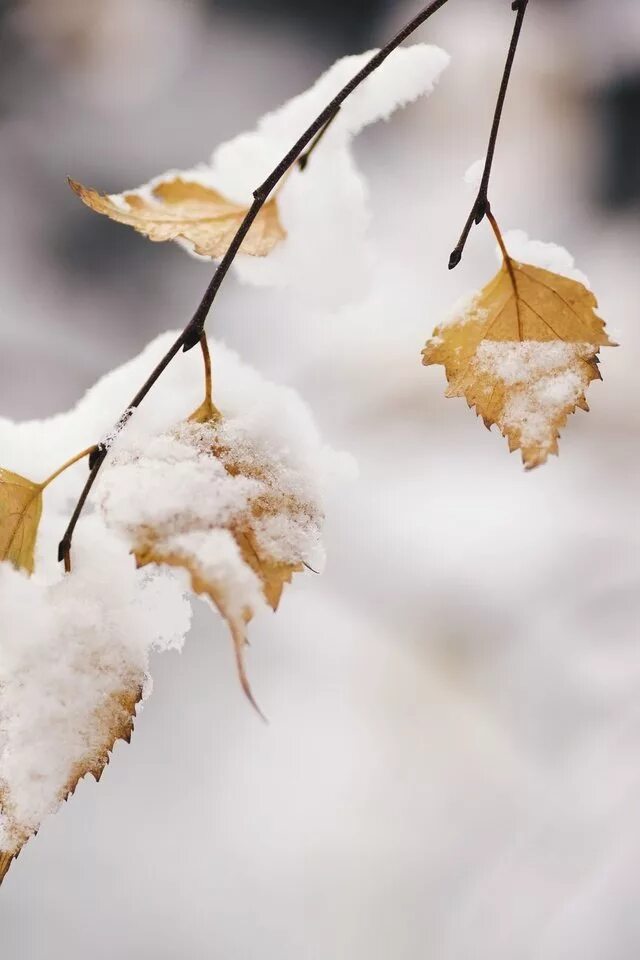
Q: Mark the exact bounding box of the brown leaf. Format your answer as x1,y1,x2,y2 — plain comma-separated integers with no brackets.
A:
0,682,142,887
69,176,286,259
423,260,615,468
0,468,43,574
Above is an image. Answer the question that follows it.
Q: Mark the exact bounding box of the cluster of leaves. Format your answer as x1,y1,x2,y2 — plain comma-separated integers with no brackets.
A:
0,170,305,881
0,339,320,880
76,158,614,469
0,26,616,885
2,39,442,884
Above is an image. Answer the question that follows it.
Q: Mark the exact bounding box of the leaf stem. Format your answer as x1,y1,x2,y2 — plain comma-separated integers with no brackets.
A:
58,0,454,568
486,208,522,340
200,332,213,410
189,332,222,422
486,208,511,265
40,446,97,491
449,0,529,269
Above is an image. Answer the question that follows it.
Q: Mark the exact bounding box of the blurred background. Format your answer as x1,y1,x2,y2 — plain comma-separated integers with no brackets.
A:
1,0,640,957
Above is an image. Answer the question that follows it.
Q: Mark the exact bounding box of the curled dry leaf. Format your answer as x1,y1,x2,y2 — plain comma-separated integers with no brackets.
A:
423,258,615,468
0,468,43,574
69,176,286,259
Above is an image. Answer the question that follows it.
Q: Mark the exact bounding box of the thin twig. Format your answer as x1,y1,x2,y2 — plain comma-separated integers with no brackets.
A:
58,0,454,568
180,0,454,354
448,0,529,270
58,452,106,572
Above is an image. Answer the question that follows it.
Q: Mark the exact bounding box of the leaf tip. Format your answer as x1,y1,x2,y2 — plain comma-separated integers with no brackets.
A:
0,851,15,887
67,178,84,198
230,621,268,723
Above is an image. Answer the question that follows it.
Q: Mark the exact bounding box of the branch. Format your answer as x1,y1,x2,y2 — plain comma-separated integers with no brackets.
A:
58,0,454,569
448,0,530,270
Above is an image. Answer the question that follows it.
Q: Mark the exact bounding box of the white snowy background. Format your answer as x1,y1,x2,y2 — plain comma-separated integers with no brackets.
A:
1,1,640,958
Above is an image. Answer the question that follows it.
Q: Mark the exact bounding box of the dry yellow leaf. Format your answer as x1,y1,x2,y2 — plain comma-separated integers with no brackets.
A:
0,468,43,574
69,176,286,259
423,258,615,468
0,683,142,886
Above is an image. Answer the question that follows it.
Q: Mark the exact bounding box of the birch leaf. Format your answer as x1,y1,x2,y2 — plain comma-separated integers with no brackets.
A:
0,465,146,886
0,468,43,574
423,260,615,468
69,176,285,259
105,415,317,716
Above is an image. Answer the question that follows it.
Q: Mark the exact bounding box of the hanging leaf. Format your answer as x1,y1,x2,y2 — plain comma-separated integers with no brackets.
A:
101,412,320,716
69,176,286,259
0,469,43,574
132,426,308,715
423,259,615,468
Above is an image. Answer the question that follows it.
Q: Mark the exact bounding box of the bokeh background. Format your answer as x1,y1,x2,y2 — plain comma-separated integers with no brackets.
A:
1,1,640,957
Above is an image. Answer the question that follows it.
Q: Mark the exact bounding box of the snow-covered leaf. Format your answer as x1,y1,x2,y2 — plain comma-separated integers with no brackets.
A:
102,409,321,716
0,683,141,886
69,176,285,259
0,536,189,886
423,258,615,468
